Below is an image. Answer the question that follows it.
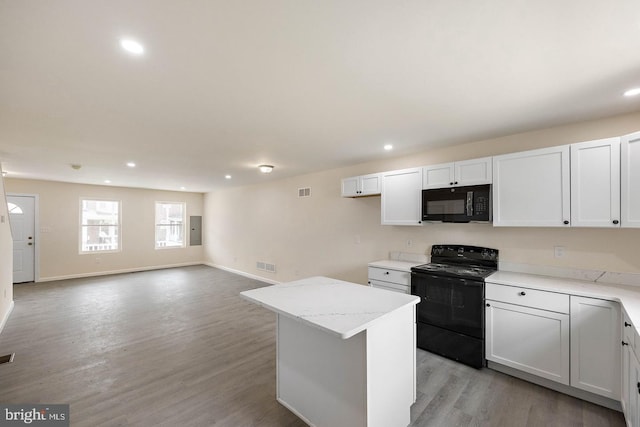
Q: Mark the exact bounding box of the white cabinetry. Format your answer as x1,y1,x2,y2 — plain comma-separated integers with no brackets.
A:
493,145,571,227
368,266,411,294
485,283,570,384
341,173,381,197
422,157,492,189
622,309,637,426
381,168,423,226
570,138,621,227
622,131,640,228
570,296,621,399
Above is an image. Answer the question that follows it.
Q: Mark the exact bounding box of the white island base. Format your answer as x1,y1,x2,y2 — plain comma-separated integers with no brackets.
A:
240,276,419,427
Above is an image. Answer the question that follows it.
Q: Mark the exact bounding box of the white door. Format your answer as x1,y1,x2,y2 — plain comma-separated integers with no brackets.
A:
8,195,36,283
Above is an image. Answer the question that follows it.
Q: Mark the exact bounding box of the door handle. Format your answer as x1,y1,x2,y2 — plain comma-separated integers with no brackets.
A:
28,242,33,246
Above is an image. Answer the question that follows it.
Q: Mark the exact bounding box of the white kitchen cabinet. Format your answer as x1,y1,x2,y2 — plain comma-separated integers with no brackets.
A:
422,157,492,189
341,173,381,197
492,145,571,227
622,131,640,228
381,167,423,226
570,138,621,227
368,266,411,294
485,299,570,385
570,296,621,399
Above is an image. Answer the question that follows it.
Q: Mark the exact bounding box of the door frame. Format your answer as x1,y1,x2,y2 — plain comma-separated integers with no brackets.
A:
8,193,40,283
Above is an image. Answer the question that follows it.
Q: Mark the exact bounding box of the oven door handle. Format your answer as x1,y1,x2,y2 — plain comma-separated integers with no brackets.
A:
466,191,473,216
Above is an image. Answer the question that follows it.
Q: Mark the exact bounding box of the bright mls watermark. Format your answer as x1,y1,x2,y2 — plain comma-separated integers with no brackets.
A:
0,405,69,426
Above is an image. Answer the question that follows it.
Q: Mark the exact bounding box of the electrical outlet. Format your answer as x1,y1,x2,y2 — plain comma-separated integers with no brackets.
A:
554,246,565,258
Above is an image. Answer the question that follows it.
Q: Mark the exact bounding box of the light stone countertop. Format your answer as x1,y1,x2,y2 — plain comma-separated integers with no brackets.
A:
487,270,640,333
367,259,425,272
240,276,420,339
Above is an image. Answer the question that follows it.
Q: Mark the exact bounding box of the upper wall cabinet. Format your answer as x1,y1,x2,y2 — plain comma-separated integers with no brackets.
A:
381,168,423,226
341,173,381,197
622,131,640,228
570,138,621,227
422,157,492,189
493,146,570,227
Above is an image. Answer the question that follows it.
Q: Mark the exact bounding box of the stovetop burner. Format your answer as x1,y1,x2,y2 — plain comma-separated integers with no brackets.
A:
410,244,499,280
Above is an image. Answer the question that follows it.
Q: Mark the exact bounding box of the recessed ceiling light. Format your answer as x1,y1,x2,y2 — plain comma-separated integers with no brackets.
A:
126,162,136,168
384,144,393,151
120,38,144,55
258,165,274,173
225,175,232,179
180,186,186,190
104,179,112,184
624,87,640,97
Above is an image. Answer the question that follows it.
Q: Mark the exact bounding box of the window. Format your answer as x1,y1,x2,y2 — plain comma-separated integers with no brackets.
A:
155,202,185,249
80,199,120,253
7,202,23,214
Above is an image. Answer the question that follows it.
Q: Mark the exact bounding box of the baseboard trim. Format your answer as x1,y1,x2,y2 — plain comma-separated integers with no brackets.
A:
37,262,205,282
0,301,15,336
205,263,280,286
487,361,622,412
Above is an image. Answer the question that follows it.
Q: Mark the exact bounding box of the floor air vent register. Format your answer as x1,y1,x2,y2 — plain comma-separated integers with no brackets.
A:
0,353,15,365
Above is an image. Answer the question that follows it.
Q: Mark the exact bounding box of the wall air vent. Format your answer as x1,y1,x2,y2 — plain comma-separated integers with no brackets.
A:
257,261,276,273
298,187,311,197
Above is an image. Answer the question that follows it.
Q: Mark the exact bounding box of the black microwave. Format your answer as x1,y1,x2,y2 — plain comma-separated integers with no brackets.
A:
422,184,491,223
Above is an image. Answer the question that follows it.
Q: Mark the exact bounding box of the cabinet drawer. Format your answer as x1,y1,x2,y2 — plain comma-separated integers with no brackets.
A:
486,283,569,314
368,267,410,285
369,279,410,294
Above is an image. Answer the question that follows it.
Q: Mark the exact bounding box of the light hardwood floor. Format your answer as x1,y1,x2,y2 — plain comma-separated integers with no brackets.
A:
0,266,626,426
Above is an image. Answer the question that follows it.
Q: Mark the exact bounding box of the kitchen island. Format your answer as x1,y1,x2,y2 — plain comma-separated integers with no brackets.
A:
240,276,420,427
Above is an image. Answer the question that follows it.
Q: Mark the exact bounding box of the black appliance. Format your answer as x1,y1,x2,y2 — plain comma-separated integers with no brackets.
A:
411,244,498,368
422,184,491,223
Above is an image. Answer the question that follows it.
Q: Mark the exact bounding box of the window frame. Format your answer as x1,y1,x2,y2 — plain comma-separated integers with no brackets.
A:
79,198,122,254
154,201,186,250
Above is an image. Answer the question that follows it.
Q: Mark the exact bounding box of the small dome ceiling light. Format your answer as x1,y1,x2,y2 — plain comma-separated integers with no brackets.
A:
104,179,112,184
120,38,145,55
258,165,274,173
225,175,232,179
384,144,393,151
126,162,136,168
71,164,82,170
624,87,640,97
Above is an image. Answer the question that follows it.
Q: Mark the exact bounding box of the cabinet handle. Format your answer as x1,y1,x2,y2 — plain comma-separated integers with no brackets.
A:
626,322,633,327
519,291,526,296
623,341,630,346
384,271,389,275
486,303,491,307
637,382,640,394
449,182,454,185
563,220,569,225
613,220,619,225
454,181,458,185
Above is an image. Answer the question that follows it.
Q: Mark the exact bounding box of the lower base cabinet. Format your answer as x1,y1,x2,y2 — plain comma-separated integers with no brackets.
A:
486,283,622,408
486,300,570,385
623,310,640,427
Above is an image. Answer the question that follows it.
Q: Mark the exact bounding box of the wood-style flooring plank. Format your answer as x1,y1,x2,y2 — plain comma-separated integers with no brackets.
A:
0,266,627,427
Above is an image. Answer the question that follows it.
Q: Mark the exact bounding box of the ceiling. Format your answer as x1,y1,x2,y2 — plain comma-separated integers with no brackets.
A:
1,0,640,193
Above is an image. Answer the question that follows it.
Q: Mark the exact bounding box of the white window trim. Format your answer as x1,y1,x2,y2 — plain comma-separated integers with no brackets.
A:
155,201,186,250
79,198,122,254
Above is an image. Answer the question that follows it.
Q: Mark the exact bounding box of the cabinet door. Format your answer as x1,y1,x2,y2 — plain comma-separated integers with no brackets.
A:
381,168,423,226
485,300,570,385
454,157,493,186
492,145,570,227
341,176,360,197
359,173,381,196
622,131,640,228
571,138,621,227
570,296,621,399
422,163,454,189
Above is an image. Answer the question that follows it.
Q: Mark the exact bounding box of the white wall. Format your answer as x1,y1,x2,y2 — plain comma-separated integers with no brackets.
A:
4,179,204,281
0,167,14,331
204,111,640,285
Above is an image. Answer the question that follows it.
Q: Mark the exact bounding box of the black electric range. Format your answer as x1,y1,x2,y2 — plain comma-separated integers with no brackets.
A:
411,244,498,368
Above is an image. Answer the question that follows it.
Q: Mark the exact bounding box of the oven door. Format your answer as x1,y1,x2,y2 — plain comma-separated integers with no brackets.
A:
411,272,484,339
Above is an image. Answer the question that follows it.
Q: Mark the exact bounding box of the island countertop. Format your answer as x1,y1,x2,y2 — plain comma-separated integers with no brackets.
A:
240,276,420,339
